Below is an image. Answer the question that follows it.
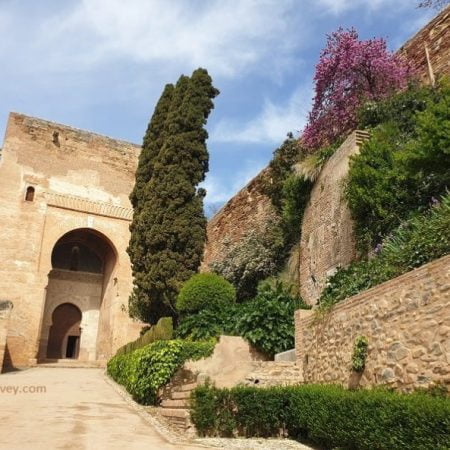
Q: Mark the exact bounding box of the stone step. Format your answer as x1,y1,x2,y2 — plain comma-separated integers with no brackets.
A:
36,359,106,369
175,382,197,392
161,399,188,409
171,390,191,400
159,408,190,419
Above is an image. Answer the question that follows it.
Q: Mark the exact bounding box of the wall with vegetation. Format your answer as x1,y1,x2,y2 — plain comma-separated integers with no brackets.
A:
295,254,450,390
299,131,369,305
202,169,275,271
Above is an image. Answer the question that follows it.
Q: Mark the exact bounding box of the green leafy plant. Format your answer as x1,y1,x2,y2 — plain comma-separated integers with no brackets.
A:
176,281,310,358
351,336,369,372
190,384,450,449
320,192,450,307
176,273,236,314
347,79,450,253
234,281,310,357
107,339,215,405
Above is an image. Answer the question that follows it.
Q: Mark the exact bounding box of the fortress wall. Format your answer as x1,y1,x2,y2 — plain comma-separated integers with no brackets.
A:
202,170,276,270
295,254,450,390
0,113,142,367
398,5,450,84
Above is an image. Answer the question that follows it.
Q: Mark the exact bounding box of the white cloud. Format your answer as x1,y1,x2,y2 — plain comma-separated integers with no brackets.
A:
17,0,301,79
202,161,266,204
315,0,411,15
211,85,312,144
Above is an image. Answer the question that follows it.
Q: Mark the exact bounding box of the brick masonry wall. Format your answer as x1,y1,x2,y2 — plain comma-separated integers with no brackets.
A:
295,254,450,390
0,113,143,367
299,131,369,305
202,169,276,270
397,6,450,84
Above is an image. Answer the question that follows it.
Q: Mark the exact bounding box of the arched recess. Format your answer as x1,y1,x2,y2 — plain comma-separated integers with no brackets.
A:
47,303,82,359
38,228,118,362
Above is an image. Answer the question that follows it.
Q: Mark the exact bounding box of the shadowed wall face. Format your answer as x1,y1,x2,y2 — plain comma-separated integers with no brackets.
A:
46,303,81,359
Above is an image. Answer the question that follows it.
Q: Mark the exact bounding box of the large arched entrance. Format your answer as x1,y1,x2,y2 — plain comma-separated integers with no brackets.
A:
38,228,117,362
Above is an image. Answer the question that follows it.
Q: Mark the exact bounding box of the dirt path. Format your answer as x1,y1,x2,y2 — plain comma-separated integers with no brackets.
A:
0,367,208,450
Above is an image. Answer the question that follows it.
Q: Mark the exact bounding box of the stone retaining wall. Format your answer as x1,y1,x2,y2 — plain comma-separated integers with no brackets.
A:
295,255,450,390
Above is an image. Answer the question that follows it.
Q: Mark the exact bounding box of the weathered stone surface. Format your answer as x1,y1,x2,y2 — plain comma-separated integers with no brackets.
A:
201,169,276,271
398,6,450,84
295,255,450,391
299,131,370,305
0,113,143,368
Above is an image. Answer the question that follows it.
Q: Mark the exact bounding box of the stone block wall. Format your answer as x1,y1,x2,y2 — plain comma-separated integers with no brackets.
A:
299,131,369,305
202,170,276,270
295,254,450,390
397,5,450,84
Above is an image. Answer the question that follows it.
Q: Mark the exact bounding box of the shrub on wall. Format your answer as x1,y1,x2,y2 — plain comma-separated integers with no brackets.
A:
319,192,450,307
190,384,450,449
347,79,450,252
176,281,310,358
176,273,236,314
107,338,215,405
234,281,310,357
211,219,285,301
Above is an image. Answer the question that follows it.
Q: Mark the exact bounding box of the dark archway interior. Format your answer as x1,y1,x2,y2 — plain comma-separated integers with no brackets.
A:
46,303,82,359
51,229,113,274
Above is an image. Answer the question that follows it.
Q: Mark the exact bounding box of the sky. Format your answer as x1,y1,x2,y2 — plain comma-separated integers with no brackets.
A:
0,0,437,214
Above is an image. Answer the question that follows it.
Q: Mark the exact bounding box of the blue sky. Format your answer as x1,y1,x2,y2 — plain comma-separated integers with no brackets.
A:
0,0,436,212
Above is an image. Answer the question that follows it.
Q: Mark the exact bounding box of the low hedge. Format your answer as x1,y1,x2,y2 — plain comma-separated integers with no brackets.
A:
190,384,450,449
115,317,173,357
107,338,215,405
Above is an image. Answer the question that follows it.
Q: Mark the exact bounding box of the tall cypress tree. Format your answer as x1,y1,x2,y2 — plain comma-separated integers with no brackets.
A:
128,68,219,323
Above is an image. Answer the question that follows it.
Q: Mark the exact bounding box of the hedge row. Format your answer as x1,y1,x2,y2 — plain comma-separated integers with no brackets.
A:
190,384,450,450
115,317,173,357
107,338,215,405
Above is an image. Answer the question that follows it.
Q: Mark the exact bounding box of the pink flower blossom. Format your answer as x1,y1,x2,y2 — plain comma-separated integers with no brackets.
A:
302,28,412,152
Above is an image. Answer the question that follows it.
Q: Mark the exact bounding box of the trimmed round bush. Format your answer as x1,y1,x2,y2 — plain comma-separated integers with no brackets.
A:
176,273,236,314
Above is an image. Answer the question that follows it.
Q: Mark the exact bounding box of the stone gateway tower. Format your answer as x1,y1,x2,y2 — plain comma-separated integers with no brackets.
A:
0,113,144,369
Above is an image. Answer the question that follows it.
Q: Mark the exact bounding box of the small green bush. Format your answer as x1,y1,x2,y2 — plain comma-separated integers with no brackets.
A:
176,281,310,358
347,79,450,252
175,304,238,340
115,317,173,356
235,282,310,357
177,273,236,314
351,336,369,373
107,338,215,405
190,384,450,449
320,192,450,307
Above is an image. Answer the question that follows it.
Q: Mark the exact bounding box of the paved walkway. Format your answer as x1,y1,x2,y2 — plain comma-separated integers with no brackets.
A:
0,367,208,450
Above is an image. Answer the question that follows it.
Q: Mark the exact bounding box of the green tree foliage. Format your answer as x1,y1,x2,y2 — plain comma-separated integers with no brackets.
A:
176,273,236,314
176,281,310,357
234,281,310,357
347,80,450,252
128,69,219,323
261,134,302,210
320,192,450,307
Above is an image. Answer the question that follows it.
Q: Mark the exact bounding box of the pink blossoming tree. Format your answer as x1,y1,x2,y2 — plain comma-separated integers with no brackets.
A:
302,28,412,152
